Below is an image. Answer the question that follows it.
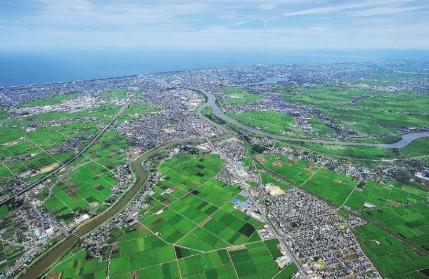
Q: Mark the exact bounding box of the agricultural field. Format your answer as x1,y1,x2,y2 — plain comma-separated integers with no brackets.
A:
48,231,287,279
355,224,429,279
226,110,297,136
260,172,292,190
401,137,429,157
49,248,107,279
40,131,130,219
278,137,429,161
361,203,429,250
0,87,158,210
257,151,429,278
285,141,393,160
301,167,356,207
255,154,312,185
0,118,99,192
0,212,24,273
227,110,336,139
42,162,118,217
219,87,263,106
273,263,298,279
22,92,79,108
117,100,159,124
277,84,429,140
201,106,213,117
0,205,8,219
345,181,428,210
141,154,263,250
47,154,293,279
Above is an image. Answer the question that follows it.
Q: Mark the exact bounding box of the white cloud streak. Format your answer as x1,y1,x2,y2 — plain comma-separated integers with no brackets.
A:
282,0,420,17
0,0,428,50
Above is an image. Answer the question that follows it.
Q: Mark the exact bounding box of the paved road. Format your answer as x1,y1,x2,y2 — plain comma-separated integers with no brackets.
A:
191,88,429,149
16,136,226,279
1,104,128,207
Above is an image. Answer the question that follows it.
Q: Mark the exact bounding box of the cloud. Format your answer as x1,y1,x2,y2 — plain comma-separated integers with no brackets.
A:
352,5,423,17
0,0,428,50
282,0,419,17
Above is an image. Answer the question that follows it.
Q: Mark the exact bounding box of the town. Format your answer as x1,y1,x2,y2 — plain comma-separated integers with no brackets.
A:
0,62,428,279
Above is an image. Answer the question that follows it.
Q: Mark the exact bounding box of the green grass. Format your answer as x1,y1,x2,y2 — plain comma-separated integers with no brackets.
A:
278,137,429,161
110,245,176,275
307,117,336,137
143,154,262,250
220,87,263,106
301,168,357,207
0,127,24,144
48,153,289,279
23,92,79,107
43,147,124,218
50,249,107,279
0,205,9,220
345,181,428,210
101,89,127,99
361,203,429,250
291,141,394,160
117,100,159,123
179,249,237,278
400,137,429,157
273,262,298,279
260,172,293,190
36,129,129,218
354,224,429,279
136,262,181,279
201,106,213,116
229,241,280,279
227,110,296,136
256,154,312,185
159,154,224,190
278,84,429,140
203,209,260,246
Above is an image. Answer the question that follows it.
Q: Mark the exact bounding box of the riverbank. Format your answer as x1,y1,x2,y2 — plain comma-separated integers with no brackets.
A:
192,88,429,149
16,137,211,279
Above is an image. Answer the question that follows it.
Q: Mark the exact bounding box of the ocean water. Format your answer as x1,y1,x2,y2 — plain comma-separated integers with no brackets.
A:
0,49,428,87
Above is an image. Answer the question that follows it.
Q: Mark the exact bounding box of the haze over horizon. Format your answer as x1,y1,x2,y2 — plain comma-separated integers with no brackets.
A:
1,0,429,51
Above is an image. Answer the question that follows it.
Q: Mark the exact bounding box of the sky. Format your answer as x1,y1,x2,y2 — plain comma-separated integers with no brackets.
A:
1,0,429,51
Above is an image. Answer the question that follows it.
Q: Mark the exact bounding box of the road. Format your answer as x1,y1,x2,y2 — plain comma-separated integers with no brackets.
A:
15,136,224,279
1,104,128,207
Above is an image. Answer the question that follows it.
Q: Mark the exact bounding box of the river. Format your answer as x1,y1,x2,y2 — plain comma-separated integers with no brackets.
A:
194,88,429,149
15,85,428,278
17,138,209,279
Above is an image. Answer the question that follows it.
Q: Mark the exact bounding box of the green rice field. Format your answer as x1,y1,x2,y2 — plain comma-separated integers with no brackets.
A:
278,84,429,140
361,203,429,250
345,181,428,210
257,152,429,278
227,110,296,136
355,224,429,279
220,87,263,106
47,154,295,279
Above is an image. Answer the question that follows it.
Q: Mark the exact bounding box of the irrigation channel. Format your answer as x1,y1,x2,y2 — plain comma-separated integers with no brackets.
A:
192,88,429,149
16,86,429,278
17,138,209,279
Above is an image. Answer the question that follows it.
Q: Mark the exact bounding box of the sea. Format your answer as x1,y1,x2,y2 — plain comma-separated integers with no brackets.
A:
0,49,428,88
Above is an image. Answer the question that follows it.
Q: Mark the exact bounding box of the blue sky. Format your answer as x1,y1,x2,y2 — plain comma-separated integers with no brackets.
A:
0,0,428,51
